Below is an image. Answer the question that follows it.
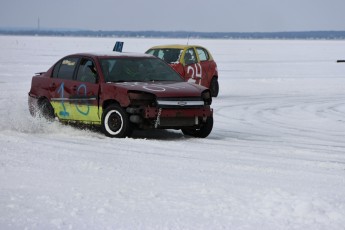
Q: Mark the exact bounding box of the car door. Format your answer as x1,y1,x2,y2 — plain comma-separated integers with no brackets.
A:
183,47,203,85
49,56,100,123
72,58,101,123
195,47,212,87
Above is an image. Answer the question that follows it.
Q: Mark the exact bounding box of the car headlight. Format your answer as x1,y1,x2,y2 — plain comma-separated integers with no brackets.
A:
202,90,212,105
128,91,156,106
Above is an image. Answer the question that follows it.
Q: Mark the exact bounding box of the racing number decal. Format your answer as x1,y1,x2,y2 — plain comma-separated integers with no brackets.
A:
143,85,167,92
117,82,186,92
57,82,70,117
187,63,202,85
56,82,90,117
75,84,90,116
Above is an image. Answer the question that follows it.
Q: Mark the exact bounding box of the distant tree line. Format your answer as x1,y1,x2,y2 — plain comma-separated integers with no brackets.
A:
1,29,345,39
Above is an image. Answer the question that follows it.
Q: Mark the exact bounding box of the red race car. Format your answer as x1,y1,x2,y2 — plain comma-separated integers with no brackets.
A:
146,45,219,97
28,52,213,138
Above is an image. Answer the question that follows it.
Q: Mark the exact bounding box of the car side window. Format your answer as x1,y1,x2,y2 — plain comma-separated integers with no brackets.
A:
146,49,155,55
196,47,209,61
52,57,78,80
162,49,182,63
146,49,164,59
184,48,197,65
156,50,165,59
76,58,97,83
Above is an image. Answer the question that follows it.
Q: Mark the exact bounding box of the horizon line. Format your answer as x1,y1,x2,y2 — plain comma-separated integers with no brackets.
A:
1,27,345,34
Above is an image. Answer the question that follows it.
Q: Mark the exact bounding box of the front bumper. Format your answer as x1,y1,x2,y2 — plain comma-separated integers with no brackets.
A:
127,105,213,128
144,107,212,119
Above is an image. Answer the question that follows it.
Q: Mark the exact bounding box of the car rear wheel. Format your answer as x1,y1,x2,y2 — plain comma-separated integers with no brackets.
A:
210,77,219,97
38,98,55,121
102,105,133,138
182,117,213,138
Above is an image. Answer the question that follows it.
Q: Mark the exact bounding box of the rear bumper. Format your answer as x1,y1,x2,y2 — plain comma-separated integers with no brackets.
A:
28,93,39,116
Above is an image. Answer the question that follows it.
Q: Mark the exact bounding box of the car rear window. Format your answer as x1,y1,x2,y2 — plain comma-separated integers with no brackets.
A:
52,57,79,80
196,47,209,61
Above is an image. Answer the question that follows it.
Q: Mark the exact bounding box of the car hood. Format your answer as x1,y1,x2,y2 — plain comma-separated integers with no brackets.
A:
112,81,206,98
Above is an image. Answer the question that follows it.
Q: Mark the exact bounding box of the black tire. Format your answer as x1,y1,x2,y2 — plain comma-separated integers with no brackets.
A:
38,98,55,121
210,77,219,97
101,105,133,138
182,117,213,138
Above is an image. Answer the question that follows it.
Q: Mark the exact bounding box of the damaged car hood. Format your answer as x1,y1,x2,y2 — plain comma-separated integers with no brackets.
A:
112,81,207,97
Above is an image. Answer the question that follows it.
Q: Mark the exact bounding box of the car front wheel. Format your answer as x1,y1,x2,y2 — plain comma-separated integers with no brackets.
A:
102,105,133,138
182,117,213,138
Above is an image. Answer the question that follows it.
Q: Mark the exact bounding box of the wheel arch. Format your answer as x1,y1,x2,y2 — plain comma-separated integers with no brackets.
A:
102,99,121,110
36,96,55,120
211,75,218,82
209,76,219,97
37,96,50,105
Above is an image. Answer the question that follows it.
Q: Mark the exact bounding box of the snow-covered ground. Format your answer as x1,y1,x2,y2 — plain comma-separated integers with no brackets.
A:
1,36,345,229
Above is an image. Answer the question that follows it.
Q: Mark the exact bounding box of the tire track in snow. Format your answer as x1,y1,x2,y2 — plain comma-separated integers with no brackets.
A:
213,93,345,153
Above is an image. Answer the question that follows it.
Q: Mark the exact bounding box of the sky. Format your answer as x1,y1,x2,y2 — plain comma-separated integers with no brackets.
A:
1,0,345,32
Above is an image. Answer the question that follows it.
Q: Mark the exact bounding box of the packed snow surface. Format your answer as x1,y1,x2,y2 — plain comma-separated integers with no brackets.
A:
1,36,345,229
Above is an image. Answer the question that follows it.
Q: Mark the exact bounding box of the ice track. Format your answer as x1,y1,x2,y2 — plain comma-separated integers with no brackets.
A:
216,93,345,151
1,36,345,229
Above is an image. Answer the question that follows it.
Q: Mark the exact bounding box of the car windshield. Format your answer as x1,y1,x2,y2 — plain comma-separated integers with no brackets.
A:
146,48,183,64
100,57,183,83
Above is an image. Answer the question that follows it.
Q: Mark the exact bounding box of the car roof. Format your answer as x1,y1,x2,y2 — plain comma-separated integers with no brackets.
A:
69,52,154,58
148,44,203,50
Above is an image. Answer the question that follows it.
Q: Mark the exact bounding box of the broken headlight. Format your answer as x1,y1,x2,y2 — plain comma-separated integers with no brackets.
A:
128,91,156,106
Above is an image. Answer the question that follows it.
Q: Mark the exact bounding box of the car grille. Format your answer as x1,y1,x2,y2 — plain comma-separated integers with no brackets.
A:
156,97,204,108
